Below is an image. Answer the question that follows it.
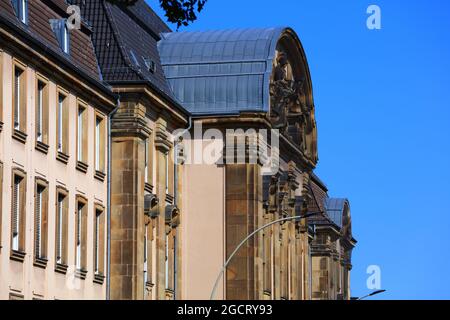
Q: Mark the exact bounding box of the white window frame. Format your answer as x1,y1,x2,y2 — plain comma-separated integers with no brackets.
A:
57,94,64,153
77,107,83,162
36,186,43,258
94,211,100,274
95,117,101,171
14,69,21,131
12,177,21,251
37,82,44,142
62,24,69,54
76,204,82,270
56,195,63,264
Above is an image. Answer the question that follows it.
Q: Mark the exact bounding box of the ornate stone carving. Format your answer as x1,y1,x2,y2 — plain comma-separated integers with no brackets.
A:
269,51,317,161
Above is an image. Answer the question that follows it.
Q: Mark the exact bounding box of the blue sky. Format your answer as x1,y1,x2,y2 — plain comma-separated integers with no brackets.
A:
147,0,450,299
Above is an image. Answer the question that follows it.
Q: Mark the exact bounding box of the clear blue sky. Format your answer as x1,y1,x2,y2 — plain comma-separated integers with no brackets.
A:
147,0,450,299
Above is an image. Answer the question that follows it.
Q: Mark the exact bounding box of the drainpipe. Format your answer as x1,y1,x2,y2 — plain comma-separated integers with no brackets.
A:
106,96,120,300
173,116,192,206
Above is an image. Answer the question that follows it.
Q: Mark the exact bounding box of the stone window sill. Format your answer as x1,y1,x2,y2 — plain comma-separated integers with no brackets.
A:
55,263,68,274
35,141,49,154
10,250,26,263
145,183,153,193
34,257,48,269
12,129,27,144
94,170,106,182
0,120,3,132
93,273,105,285
56,152,69,165
75,268,88,280
76,161,88,174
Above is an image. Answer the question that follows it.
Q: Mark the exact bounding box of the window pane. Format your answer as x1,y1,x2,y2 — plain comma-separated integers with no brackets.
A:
37,82,44,142
95,118,101,171
14,69,20,130
58,95,64,153
77,108,83,161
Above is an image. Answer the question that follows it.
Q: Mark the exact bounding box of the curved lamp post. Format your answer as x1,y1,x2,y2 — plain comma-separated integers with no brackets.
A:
210,211,322,300
355,289,387,300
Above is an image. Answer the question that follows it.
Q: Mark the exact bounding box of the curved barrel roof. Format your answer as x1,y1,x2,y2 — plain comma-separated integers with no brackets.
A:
324,198,350,228
158,27,287,115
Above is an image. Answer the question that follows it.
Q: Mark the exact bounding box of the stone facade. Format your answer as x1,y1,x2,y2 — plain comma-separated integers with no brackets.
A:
0,0,116,299
0,0,356,300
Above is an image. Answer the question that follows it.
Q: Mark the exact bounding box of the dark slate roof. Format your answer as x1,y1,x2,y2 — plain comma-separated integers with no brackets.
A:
72,0,176,100
158,27,287,115
0,0,101,80
307,176,334,226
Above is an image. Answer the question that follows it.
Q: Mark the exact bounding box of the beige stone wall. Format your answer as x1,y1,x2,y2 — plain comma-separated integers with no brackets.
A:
181,159,225,299
179,131,313,300
0,50,109,300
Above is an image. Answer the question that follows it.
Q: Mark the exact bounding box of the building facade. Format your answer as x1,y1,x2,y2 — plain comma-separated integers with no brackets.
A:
0,0,356,300
0,0,116,299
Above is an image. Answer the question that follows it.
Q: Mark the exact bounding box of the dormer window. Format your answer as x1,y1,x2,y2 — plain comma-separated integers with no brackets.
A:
50,19,70,54
12,0,28,24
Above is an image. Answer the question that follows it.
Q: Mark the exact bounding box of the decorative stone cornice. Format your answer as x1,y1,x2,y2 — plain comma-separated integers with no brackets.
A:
111,103,151,140
154,118,172,153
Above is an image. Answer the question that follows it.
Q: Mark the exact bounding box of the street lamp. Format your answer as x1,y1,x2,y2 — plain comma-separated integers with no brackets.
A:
210,211,322,300
353,289,387,300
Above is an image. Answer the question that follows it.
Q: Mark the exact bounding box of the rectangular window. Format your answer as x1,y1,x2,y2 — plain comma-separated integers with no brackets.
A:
55,188,68,271
56,91,69,160
144,138,149,184
93,205,105,278
144,135,154,192
12,62,27,137
75,196,87,275
62,23,69,54
165,227,177,299
165,152,169,195
94,114,106,177
34,178,48,266
263,222,272,296
76,103,88,171
12,0,28,24
35,76,49,149
11,169,26,260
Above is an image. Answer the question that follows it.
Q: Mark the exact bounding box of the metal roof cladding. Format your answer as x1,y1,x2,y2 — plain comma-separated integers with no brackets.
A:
324,198,350,228
157,27,288,116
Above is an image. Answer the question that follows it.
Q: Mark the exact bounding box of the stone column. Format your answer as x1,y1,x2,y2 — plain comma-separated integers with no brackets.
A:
225,163,261,300
110,102,150,300
154,118,173,300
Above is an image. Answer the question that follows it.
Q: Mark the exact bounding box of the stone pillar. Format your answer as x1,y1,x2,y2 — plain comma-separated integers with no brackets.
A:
225,163,261,300
110,102,150,300
154,118,173,300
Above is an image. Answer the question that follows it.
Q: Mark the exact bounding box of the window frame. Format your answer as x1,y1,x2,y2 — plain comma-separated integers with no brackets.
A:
35,74,49,153
93,204,105,284
12,0,28,25
12,60,27,143
76,101,88,173
56,88,69,163
34,177,49,268
10,167,27,262
94,112,106,181
75,195,88,279
55,186,69,273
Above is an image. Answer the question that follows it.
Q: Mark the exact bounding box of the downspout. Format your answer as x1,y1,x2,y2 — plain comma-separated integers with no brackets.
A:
106,96,120,300
173,115,192,206
172,115,192,300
